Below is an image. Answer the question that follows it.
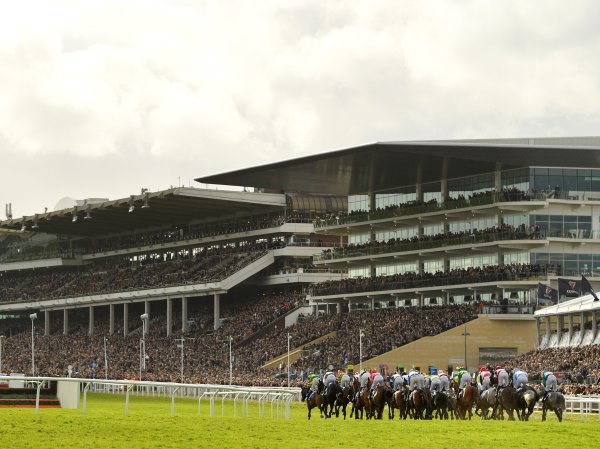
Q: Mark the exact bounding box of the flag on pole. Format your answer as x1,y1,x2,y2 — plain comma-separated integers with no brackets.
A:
537,283,558,304
558,278,581,299
581,275,599,301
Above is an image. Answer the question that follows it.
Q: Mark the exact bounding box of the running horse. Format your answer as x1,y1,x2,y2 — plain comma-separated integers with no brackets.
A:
456,385,478,420
369,384,387,419
389,388,409,420
409,388,429,419
350,378,372,419
300,380,324,420
335,384,352,419
542,391,566,422
494,386,524,421
322,381,341,418
475,387,497,420
519,386,539,421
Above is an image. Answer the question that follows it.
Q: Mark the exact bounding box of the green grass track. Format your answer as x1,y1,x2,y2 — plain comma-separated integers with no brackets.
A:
0,393,598,449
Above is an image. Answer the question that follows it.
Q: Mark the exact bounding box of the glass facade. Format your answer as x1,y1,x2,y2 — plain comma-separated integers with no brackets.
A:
531,215,592,238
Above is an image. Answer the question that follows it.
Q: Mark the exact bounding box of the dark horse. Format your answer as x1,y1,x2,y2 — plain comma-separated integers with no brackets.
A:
300,381,324,420
456,385,478,420
475,387,497,420
432,391,454,420
494,386,525,421
409,388,432,419
519,386,539,421
322,381,341,418
542,391,566,422
335,385,352,419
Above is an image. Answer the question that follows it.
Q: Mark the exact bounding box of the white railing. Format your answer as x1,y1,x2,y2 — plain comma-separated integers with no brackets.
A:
0,376,300,420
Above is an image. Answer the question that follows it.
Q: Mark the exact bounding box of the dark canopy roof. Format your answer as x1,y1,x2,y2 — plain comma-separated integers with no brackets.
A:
0,188,286,237
197,138,600,195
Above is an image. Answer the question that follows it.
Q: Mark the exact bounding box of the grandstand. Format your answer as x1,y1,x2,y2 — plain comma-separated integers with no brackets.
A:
3,137,600,385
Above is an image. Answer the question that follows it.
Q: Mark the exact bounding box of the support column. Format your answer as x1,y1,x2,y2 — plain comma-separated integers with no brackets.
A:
581,312,586,343
494,162,502,192
593,310,597,340
535,318,541,348
145,301,150,333
166,298,173,337
440,157,448,203
545,316,551,341
214,293,221,330
123,303,129,337
419,294,424,308
568,314,573,344
445,292,450,306
109,304,115,336
370,296,375,311
556,315,563,345
88,306,94,336
44,310,50,336
336,302,342,314
63,309,69,336
181,297,188,333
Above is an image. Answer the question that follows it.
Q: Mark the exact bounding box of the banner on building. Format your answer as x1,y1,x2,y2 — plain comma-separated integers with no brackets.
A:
537,282,558,304
558,278,581,299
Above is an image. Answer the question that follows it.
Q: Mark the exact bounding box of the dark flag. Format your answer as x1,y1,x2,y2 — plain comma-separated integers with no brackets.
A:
581,275,599,301
537,283,558,304
558,278,581,299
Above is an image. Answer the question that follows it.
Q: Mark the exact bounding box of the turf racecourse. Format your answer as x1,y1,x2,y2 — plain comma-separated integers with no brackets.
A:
0,393,598,449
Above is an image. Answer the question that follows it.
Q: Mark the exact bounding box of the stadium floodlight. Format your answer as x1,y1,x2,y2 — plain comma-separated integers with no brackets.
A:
359,329,365,373
140,314,149,380
84,211,92,220
30,313,37,376
20,223,26,232
141,191,150,209
128,195,136,213
32,215,39,229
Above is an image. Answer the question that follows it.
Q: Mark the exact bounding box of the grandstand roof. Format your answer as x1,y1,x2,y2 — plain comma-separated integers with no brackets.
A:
534,294,600,317
0,188,286,237
197,137,600,195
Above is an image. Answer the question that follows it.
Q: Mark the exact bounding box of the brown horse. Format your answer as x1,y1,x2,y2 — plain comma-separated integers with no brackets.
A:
369,384,387,419
335,385,352,420
389,389,409,419
301,382,324,420
350,378,372,420
456,385,478,420
409,388,428,419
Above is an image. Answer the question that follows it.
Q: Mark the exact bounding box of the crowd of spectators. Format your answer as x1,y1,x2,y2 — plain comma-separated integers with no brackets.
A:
293,305,476,372
0,246,268,303
320,224,542,262
0,290,305,385
505,344,600,394
309,263,548,296
315,188,529,226
0,297,477,386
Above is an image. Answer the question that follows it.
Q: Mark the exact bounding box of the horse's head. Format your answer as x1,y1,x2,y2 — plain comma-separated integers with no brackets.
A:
300,386,308,402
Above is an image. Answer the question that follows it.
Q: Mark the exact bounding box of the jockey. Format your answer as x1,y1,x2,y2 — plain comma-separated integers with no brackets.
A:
356,369,370,400
438,371,450,393
392,373,405,391
340,372,351,389
453,367,471,398
306,374,320,402
477,367,492,392
408,367,424,392
429,373,441,396
512,368,528,390
323,371,336,397
541,370,558,401
370,371,384,399
495,366,509,389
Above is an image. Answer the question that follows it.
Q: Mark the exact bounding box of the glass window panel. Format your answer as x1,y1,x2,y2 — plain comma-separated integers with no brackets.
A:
534,168,549,175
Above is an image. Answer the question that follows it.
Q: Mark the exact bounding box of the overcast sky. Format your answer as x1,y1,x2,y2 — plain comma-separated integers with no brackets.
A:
2,0,600,217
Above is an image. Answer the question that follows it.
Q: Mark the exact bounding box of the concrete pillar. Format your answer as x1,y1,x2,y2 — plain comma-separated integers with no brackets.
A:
88,306,94,336
581,312,586,342
214,293,221,330
592,310,597,340
545,316,551,341
123,303,129,337
44,310,50,336
181,297,188,332
440,157,448,203
109,304,115,336
419,294,424,308
535,318,541,348
312,304,318,316
494,162,502,192
166,298,173,337
568,314,573,344
445,292,450,306
336,302,342,314
145,301,150,333
63,309,69,336
370,297,375,311
556,315,563,345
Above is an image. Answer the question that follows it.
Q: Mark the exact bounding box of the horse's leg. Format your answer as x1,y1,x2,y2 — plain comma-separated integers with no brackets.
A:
556,408,562,422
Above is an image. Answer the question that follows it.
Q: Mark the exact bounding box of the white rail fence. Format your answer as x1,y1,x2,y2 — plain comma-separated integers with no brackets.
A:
0,376,300,420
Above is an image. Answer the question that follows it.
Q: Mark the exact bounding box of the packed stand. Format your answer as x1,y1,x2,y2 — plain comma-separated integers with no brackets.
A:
309,263,548,296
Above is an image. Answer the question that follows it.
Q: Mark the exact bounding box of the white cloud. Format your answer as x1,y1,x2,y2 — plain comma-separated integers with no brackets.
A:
2,0,600,215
